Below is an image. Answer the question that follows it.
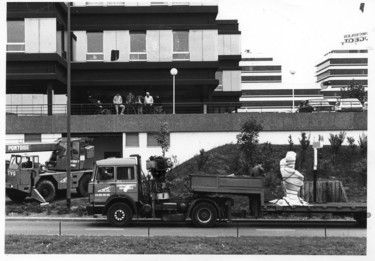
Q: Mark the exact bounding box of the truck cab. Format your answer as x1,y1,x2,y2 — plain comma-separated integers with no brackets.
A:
6,155,42,202
87,156,145,226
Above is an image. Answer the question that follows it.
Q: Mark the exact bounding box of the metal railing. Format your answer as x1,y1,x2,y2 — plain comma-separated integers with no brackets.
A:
6,102,307,116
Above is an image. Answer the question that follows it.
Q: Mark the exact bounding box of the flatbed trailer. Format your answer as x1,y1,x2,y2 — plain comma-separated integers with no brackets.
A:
190,175,367,226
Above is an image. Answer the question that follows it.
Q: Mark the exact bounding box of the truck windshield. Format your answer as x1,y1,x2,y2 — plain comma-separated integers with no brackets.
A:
9,156,21,169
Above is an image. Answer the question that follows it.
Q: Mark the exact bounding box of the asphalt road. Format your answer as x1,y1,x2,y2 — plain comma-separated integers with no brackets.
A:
5,220,366,238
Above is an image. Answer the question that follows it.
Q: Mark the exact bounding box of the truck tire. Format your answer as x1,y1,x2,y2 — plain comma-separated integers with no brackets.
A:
6,190,27,203
36,180,56,203
76,174,91,197
354,213,367,227
191,202,218,227
107,202,133,227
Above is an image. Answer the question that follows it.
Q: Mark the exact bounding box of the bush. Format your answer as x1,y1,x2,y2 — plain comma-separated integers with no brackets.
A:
328,131,346,155
353,158,367,186
358,133,367,156
236,119,263,175
347,136,356,154
287,135,294,151
298,132,310,167
195,149,210,171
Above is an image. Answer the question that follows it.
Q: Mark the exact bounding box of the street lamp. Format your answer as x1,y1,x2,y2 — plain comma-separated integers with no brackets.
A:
170,68,178,114
289,70,296,112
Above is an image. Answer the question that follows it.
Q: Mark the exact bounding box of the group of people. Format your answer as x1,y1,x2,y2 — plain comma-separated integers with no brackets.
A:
113,92,155,115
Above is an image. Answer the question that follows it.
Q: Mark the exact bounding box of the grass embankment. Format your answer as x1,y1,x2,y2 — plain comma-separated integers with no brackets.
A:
5,235,366,255
168,143,367,203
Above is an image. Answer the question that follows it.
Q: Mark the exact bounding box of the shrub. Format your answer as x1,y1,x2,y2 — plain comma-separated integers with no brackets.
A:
353,158,367,186
195,149,210,171
347,136,356,154
287,135,294,151
358,133,367,156
298,132,310,166
328,131,346,154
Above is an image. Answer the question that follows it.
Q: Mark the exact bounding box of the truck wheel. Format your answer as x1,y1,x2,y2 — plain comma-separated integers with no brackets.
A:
107,203,133,227
6,190,27,203
36,180,56,202
354,213,367,227
76,174,91,197
191,202,218,227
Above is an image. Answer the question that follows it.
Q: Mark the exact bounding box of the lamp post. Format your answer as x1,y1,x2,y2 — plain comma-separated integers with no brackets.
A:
289,70,296,112
170,68,178,114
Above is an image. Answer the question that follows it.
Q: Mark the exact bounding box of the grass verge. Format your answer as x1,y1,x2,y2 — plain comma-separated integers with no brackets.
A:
5,235,366,255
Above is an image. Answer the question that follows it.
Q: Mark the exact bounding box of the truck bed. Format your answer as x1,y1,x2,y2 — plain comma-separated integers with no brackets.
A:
263,202,367,214
190,174,263,196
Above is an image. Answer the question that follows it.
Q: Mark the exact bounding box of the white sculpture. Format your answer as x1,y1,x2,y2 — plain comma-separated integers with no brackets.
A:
270,151,310,206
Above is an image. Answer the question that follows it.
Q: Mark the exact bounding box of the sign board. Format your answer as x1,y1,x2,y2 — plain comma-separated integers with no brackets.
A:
313,141,323,149
341,32,368,45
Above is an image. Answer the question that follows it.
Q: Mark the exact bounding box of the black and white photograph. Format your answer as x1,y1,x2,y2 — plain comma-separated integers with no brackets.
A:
1,0,373,258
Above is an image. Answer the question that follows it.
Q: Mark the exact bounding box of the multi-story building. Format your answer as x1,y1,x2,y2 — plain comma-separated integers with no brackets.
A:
239,53,322,112
6,1,242,116
5,1,242,165
315,49,368,103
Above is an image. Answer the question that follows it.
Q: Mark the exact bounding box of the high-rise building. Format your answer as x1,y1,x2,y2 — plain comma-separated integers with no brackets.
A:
239,53,321,112
315,49,368,103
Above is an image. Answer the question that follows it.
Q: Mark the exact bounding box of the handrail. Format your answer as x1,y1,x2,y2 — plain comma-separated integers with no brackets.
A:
6,102,307,116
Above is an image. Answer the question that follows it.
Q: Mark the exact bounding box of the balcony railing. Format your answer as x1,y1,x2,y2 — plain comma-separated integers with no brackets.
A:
5,102,304,116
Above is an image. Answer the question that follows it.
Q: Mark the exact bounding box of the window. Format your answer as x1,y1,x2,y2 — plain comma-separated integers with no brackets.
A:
215,71,223,91
97,167,114,181
25,134,41,142
87,32,103,61
173,31,189,60
7,21,25,52
126,133,139,147
117,167,135,180
130,31,147,61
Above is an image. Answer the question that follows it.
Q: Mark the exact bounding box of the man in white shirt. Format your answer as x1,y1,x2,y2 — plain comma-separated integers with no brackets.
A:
113,93,125,115
144,92,154,114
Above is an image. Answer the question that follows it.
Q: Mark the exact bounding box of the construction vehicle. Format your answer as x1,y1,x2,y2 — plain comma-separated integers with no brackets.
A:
87,155,367,227
6,137,94,203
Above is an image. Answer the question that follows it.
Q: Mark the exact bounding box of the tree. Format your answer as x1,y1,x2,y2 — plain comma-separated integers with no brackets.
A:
340,79,367,105
154,121,170,157
236,119,263,174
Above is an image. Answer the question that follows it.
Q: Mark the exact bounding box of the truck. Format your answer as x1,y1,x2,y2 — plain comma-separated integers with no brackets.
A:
6,137,95,203
87,155,367,227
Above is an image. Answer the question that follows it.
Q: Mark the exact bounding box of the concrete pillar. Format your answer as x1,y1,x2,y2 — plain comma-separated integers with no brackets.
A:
47,83,54,115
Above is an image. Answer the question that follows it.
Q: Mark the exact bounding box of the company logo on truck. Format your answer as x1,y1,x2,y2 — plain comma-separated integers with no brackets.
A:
98,187,111,193
118,184,136,192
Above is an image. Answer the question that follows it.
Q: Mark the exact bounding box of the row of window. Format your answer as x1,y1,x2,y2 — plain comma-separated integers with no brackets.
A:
7,21,190,61
86,31,189,61
23,133,168,147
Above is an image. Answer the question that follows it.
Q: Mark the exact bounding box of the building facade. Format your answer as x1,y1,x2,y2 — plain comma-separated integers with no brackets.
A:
315,49,368,103
6,2,242,115
239,53,322,112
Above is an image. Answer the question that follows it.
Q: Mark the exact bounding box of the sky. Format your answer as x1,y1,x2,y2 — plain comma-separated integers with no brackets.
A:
216,0,374,89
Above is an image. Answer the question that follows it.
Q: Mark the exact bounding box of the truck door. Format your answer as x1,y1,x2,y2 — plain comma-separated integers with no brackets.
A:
92,166,116,204
115,166,138,202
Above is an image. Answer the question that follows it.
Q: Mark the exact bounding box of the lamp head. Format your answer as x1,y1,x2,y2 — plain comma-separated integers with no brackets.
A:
170,68,178,76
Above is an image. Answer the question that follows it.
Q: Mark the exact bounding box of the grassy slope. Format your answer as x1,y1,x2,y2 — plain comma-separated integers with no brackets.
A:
167,143,367,203
4,235,366,255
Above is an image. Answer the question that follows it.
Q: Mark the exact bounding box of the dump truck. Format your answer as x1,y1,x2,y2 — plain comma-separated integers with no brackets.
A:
87,155,367,227
6,137,94,203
